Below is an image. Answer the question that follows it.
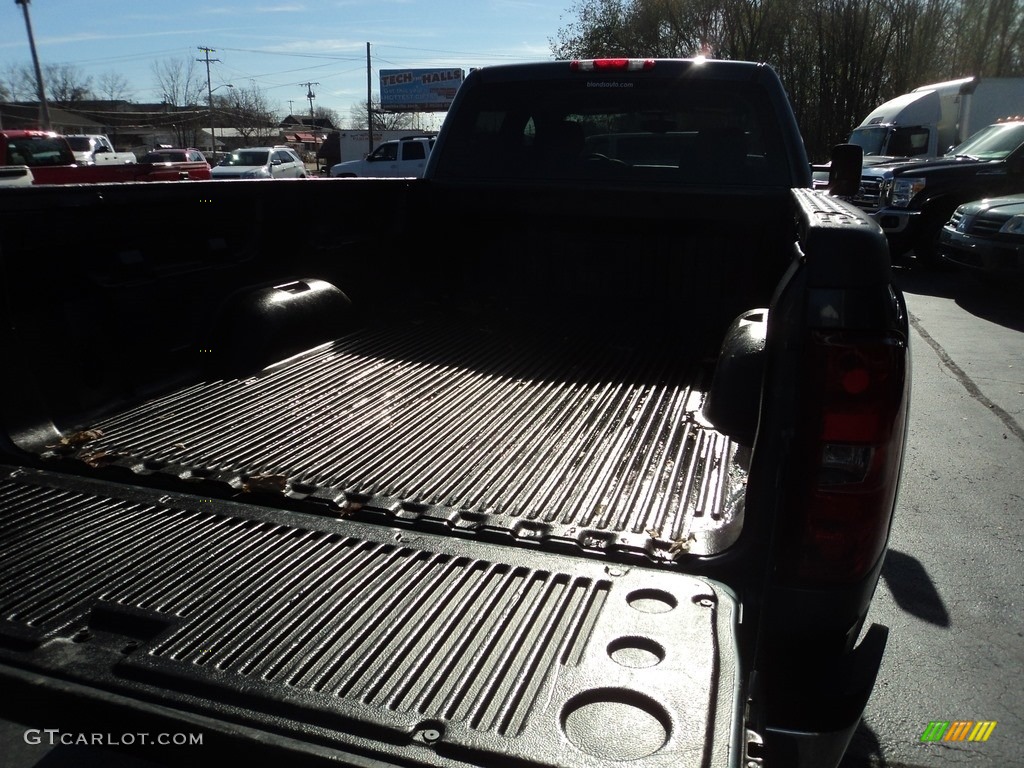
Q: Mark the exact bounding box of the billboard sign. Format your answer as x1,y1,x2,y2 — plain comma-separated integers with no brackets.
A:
379,68,464,112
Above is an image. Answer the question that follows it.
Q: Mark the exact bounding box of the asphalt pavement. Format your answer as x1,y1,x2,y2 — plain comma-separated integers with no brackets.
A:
840,262,1024,767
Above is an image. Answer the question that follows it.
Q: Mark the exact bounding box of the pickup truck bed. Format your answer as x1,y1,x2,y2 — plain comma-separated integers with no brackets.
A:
4,181,786,567
0,58,908,768
0,178,777,766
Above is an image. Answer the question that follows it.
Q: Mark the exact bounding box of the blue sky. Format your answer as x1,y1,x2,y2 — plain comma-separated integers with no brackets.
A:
1,1,567,118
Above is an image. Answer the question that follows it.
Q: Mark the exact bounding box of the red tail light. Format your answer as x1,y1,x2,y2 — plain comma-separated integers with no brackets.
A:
780,331,909,584
570,59,656,72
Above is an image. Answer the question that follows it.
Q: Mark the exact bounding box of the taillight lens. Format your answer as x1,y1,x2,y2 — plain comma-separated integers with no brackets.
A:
570,59,656,72
780,331,909,584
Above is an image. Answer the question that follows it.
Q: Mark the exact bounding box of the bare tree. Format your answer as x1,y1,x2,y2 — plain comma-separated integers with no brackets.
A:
151,57,205,107
97,70,132,102
151,57,207,148
4,64,38,101
951,0,1024,77
217,83,278,144
348,96,417,131
551,0,636,58
314,105,341,130
550,0,1024,159
43,62,92,106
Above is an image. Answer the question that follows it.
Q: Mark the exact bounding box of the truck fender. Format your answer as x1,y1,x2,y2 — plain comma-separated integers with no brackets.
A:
203,278,353,376
701,309,767,446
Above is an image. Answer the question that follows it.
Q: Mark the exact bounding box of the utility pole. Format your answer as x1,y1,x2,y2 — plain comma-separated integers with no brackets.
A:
302,81,319,151
15,0,51,130
197,46,221,155
366,42,373,154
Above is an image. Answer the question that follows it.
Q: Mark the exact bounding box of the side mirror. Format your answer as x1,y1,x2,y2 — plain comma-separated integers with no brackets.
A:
828,143,862,197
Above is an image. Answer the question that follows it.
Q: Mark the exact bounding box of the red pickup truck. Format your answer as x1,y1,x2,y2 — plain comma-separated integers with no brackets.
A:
0,130,212,184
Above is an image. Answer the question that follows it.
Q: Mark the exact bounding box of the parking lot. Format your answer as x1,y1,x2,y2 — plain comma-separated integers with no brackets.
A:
841,264,1023,767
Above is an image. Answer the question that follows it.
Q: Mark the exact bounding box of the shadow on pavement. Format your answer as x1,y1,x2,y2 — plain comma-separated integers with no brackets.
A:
839,720,887,767
892,263,1024,333
880,549,950,627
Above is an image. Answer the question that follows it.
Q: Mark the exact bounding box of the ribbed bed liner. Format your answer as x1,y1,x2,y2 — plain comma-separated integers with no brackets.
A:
39,318,748,561
0,468,742,767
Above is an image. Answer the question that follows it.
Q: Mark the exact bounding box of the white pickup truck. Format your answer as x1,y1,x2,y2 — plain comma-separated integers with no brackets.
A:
63,133,137,165
329,135,434,177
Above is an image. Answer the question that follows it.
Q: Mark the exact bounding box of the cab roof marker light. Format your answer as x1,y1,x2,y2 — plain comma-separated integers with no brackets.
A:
570,59,656,72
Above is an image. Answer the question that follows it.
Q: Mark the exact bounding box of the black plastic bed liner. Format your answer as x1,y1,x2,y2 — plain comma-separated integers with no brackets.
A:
0,466,743,768
30,319,747,563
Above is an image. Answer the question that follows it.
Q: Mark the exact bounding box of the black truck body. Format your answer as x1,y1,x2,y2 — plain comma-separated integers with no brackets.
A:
0,59,909,767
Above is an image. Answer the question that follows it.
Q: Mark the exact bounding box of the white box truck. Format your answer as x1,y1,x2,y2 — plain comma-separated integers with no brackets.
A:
847,76,1024,159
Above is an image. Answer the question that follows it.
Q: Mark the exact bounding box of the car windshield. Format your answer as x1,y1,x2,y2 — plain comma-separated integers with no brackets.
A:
8,136,76,166
142,151,183,163
946,123,1024,160
64,137,93,152
221,150,269,167
848,126,887,156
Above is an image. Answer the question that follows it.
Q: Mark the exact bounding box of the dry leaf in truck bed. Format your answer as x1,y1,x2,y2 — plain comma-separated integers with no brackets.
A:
242,473,289,494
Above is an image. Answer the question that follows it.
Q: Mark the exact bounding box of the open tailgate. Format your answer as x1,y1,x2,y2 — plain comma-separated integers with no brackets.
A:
0,466,746,767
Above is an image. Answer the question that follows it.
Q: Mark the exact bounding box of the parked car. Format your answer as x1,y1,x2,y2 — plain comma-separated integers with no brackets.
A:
329,136,433,177
0,165,33,187
1,130,209,184
939,194,1024,278
139,148,209,165
850,119,1024,264
63,134,137,165
211,146,307,179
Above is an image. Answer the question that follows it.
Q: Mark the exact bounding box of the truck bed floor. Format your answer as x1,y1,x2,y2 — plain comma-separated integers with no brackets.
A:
37,318,747,562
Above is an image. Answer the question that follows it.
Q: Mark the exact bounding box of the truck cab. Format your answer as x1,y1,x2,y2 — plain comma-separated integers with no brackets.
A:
0,129,76,172
847,77,1024,163
63,134,137,165
847,78,973,161
329,135,434,177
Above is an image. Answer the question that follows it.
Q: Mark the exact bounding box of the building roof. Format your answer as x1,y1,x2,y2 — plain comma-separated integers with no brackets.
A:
280,115,335,130
0,102,105,132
